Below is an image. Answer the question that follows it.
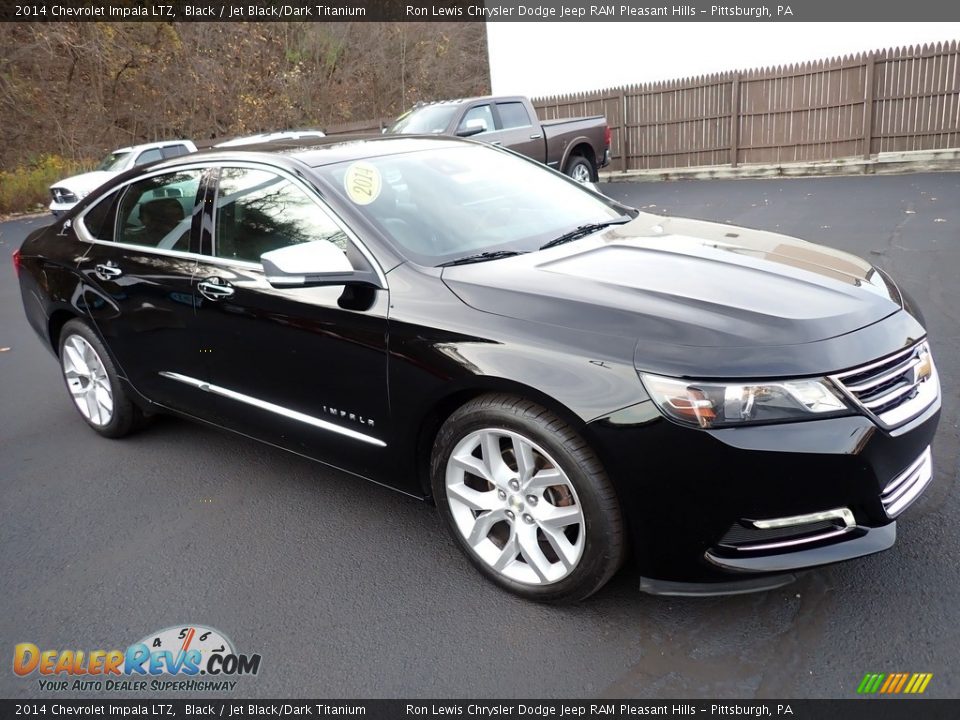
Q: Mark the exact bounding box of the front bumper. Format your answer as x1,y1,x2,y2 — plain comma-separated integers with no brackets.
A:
587,392,940,591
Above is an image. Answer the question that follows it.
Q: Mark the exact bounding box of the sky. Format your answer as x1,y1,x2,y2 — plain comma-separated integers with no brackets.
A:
487,23,960,97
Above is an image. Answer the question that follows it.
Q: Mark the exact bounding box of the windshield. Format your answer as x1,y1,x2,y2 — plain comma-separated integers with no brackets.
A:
315,145,629,266
389,105,459,135
96,151,131,172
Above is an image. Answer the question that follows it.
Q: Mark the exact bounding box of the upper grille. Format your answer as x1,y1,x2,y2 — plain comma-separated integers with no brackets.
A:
832,341,938,428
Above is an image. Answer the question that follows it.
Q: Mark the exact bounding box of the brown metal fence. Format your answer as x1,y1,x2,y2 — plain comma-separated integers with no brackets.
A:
532,41,960,172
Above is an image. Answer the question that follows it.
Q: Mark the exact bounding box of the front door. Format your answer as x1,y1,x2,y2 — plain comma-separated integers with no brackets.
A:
186,165,392,478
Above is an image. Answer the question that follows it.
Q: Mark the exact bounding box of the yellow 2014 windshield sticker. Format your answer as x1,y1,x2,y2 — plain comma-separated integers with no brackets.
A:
344,162,382,205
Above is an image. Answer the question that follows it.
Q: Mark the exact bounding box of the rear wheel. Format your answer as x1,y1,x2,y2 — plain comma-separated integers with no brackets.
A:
431,394,625,603
58,319,145,438
565,155,595,183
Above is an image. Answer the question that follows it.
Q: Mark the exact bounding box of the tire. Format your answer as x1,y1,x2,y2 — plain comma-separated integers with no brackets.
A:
58,319,145,438
431,394,625,603
565,155,595,184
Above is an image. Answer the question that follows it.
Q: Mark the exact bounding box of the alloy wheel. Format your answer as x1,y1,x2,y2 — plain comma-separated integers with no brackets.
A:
444,428,585,585
61,335,114,427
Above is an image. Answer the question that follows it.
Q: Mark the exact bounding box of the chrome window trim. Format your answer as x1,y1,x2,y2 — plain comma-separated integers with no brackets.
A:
159,371,386,448
74,159,389,287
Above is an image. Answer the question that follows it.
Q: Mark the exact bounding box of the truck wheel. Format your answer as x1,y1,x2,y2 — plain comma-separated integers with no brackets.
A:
565,156,595,183
431,394,626,603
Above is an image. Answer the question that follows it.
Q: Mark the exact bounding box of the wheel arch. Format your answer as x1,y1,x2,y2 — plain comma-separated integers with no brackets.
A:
412,377,593,499
48,309,80,357
561,141,598,179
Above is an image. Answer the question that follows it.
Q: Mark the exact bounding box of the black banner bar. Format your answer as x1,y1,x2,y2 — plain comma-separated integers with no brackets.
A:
2,700,960,720
2,0,960,22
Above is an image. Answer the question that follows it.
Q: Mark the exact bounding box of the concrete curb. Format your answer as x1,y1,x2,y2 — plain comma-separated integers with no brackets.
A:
600,149,960,183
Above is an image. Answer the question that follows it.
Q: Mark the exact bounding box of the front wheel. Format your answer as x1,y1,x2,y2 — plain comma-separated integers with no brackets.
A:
565,155,595,183
431,394,625,603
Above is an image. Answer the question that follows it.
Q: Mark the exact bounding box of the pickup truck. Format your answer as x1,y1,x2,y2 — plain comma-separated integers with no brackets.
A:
388,95,610,182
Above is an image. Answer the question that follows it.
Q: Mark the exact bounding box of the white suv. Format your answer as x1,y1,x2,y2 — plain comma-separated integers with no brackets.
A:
49,140,197,216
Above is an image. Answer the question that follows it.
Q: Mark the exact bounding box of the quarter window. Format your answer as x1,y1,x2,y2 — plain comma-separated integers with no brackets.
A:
213,168,348,264
116,171,201,250
82,190,122,242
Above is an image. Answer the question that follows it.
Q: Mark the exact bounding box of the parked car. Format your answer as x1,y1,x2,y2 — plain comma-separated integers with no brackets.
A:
213,130,326,147
388,96,610,182
48,140,197,216
16,135,940,602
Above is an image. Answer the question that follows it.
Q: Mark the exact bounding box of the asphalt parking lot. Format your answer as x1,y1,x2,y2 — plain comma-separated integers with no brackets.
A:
1,172,957,699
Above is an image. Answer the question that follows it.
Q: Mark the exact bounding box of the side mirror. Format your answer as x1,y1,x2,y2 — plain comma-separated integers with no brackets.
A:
456,118,488,138
261,239,382,289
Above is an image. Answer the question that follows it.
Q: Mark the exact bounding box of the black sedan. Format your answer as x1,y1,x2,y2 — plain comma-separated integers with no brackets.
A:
14,136,941,602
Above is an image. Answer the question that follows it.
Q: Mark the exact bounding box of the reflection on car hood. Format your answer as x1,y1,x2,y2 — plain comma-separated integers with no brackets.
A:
442,213,906,357
50,170,119,193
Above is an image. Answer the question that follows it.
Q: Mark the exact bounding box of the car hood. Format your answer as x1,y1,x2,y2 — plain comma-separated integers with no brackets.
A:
441,213,918,376
50,170,119,193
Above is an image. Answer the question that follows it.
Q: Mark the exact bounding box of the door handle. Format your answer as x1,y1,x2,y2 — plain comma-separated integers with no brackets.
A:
94,263,122,281
198,279,235,301
529,134,543,140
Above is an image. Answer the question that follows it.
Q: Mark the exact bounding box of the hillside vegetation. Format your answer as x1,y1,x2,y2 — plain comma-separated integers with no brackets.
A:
0,21,490,173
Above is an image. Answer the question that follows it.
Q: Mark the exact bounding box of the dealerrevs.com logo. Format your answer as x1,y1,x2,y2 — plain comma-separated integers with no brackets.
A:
13,625,261,692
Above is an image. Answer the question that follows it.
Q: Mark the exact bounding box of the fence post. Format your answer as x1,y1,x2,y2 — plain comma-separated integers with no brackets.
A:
729,74,741,167
618,90,628,172
863,52,876,159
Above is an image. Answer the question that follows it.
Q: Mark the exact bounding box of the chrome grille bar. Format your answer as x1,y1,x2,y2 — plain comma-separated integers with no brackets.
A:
881,447,933,518
831,341,938,428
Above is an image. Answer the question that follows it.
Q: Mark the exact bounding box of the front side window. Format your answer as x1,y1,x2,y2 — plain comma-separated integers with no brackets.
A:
213,167,348,264
135,148,163,166
458,105,495,135
116,171,201,250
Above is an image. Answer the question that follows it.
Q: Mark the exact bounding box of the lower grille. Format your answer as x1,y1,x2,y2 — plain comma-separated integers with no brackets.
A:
882,447,933,518
831,341,938,428
718,508,855,552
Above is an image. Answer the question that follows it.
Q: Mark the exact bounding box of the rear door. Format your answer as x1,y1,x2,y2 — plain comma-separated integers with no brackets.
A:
75,167,211,413
491,100,544,161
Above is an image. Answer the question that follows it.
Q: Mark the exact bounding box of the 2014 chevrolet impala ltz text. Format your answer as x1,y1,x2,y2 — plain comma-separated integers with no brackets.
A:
15,136,941,602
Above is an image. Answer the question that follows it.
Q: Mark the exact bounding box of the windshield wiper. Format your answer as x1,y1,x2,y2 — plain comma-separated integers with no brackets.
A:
438,250,527,267
539,216,633,250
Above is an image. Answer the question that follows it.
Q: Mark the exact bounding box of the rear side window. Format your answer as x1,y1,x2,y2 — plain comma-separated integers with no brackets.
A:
160,144,190,159
497,102,532,129
116,171,202,250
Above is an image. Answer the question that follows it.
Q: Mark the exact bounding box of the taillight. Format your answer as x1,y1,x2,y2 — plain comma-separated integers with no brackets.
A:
12,249,22,277
604,126,612,149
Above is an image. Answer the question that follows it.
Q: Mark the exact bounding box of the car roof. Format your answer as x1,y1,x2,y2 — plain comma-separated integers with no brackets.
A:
189,134,473,168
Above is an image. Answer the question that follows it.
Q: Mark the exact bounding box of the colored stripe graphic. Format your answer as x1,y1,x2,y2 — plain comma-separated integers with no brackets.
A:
857,672,932,694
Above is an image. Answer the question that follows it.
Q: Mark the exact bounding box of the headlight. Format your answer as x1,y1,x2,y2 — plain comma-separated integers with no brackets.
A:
640,373,851,428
